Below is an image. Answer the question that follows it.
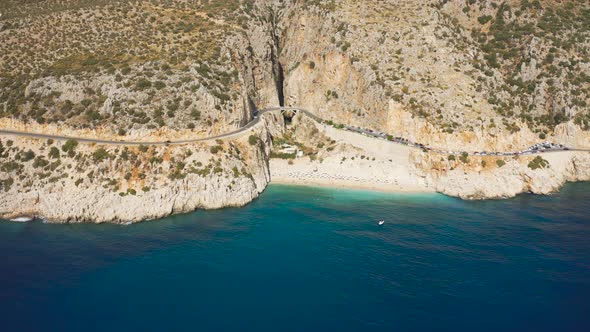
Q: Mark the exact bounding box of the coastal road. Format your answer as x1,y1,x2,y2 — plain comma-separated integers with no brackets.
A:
0,109,275,146
0,107,299,146
1,106,589,156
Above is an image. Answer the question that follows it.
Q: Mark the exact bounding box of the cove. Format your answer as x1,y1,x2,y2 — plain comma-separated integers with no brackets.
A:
0,183,589,332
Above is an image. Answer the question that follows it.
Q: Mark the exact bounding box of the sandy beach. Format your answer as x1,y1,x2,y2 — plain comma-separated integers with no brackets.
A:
269,151,434,194
268,119,435,193
270,176,433,193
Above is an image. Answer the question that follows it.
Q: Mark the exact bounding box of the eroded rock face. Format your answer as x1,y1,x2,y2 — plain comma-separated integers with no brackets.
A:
0,114,280,223
273,113,590,201
414,150,590,200
272,0,590,200
277,0,590,150
8,177,262,223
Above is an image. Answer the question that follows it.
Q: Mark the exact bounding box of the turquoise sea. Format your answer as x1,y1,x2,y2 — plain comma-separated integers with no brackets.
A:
1,184,589,331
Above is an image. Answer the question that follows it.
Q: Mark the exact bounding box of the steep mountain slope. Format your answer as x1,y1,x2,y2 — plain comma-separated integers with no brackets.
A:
279,0,590,150
0,0,272,138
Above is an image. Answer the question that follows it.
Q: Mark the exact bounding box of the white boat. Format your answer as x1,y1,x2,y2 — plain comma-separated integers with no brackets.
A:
378,220,385,226
10,217,33,223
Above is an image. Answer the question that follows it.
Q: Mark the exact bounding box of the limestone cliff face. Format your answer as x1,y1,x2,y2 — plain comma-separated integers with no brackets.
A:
7,175,263,224
280,9,388,130
0,114,282,223
276,0,590,153
386,101,590,152
274,112,590,200
273,0,590,199
413,150,590,200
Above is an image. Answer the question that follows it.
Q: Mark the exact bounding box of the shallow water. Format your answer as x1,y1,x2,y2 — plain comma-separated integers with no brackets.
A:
1,183,589,331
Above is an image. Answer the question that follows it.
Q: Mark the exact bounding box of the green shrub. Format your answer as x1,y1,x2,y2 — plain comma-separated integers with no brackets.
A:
191,109,201,120
168,169,186,180
21,150,36,162
1,161,22,173
33,156,49,168
92,148,110,162
48,146,60,159
478,15,493,24
459,152,469,163
135,78,152,91
62,139,78,154
1,177,14,192
154,81,166,90
528,156,549,170
248,135,259,146
270,152,296,159
210,145,222,154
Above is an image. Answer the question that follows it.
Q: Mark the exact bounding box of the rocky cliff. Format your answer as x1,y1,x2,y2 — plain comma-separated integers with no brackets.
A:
0,112,283,223
278,0,589,149
272,0,590,198
269,112,590,200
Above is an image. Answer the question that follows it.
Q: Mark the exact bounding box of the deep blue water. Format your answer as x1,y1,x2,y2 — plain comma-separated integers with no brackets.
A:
1,184,589,332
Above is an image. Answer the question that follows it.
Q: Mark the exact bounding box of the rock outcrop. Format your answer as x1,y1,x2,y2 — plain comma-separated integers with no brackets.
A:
270,112,590,201
0,113,282,223
415,150,590,199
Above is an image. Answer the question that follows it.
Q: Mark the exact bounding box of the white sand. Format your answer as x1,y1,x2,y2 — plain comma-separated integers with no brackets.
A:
269,121,436,193
269,152,433,193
